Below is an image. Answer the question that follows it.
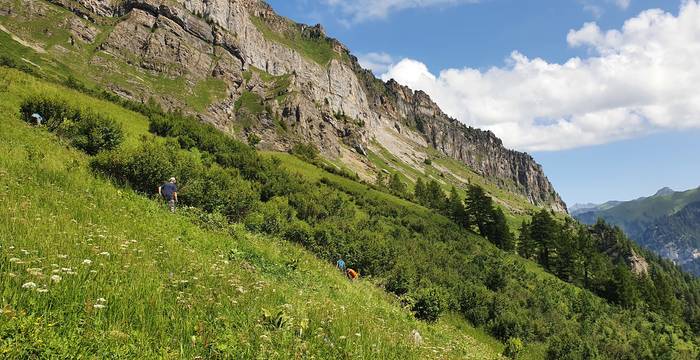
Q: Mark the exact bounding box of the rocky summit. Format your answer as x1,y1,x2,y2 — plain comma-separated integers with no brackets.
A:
8,0,566,212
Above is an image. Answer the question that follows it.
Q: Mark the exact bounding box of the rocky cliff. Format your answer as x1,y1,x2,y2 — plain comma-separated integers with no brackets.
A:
8,0,567,212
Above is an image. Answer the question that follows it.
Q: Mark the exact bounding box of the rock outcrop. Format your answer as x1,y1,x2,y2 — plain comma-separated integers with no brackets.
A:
29,0,567,212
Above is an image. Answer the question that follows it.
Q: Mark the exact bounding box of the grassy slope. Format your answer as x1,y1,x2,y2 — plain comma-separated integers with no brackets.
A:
0,68,503,358
366,142,536,231
0,0,227,112
0,0,538,230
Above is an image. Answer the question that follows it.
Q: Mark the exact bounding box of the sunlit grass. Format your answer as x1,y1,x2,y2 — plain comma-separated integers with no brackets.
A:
0,67,503,358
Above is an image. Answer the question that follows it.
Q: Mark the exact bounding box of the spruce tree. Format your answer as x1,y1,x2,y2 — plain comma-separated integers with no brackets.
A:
517,221,535,260
388,173,407,196
466,185,493,236
414,178,428,206
426,179,447,211
488,208,514,251
447,186,468,227
529,209,558,271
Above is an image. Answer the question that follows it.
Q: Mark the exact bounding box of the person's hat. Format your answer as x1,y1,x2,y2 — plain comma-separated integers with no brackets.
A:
169,177,176,182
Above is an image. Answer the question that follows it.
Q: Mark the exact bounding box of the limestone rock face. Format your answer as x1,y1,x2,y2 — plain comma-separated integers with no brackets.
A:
49,0,567,212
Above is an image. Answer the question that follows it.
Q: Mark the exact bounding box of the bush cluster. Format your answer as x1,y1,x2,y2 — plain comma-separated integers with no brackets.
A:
20,96,123,155
20,92,700,358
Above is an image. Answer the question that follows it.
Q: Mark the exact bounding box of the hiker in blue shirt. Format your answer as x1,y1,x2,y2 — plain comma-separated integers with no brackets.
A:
158,177,178,212
336,259,346,272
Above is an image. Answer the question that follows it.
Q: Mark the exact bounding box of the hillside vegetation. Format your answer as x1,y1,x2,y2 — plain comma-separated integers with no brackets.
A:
575,187,700,275
0,68,503,359
5,64,700,359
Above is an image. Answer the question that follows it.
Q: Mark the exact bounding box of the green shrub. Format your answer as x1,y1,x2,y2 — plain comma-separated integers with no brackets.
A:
459,283,493,326
283,219,313,246
504,337,524,359
412,287,446,323
290,142,319,161
58,112,124,155
20,96,123,154
245,197,296,235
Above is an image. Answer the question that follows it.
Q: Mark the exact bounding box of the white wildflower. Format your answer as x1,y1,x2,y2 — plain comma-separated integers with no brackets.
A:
57,254,68,259
37,288,49,293
93,304,107,309
99,252,110,257
21,249,29,255
9,258,20,263
22,282,37,289
355,333,361,337
90,270,97,274
50,275,62,283
82,259,92,265
96,298,107,304
61,267,72,272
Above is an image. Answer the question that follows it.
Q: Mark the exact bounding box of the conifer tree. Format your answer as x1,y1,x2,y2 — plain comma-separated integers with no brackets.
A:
529,209,558,271
414,178,428,206
426,179,447,211
517,221,536,260
466,185,493,236
447,186,468,227
388,173,407,196
488,208,514,251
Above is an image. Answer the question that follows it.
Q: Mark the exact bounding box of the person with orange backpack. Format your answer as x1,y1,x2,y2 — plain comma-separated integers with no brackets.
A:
346,268,359,281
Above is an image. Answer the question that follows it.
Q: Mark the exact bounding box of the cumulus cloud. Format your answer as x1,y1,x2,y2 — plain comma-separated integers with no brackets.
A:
323,0,479,23
379,1,700,151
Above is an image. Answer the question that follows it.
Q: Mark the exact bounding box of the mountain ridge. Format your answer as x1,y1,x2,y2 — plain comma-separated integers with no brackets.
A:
1,0,567,213
574,186,700,275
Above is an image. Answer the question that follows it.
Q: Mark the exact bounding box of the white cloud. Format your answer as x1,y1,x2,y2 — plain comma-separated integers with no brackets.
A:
615,0,631,10
323,0,479,23
379,1,700,152
358,52,395,74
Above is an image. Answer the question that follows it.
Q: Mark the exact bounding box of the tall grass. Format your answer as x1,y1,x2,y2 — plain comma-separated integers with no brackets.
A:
0,67,502,358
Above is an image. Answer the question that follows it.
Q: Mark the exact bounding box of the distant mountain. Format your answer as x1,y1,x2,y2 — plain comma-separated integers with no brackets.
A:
574,186,700,275
571,201,623,216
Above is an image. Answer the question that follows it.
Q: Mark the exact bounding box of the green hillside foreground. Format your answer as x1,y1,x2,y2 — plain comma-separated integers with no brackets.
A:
0,68,503,359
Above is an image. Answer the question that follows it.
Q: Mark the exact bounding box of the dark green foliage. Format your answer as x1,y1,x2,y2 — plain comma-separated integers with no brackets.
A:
504,338,524,359
486,208,514,251
388,173,407,196
23,90,700,358
20,96,123,154
422,179,447,211
414,178,428,206
447,186,469,227
530,210,558,270
411,287,446,323
466,184,493,235
458,283,492,326
290,142,319,162
91,138,258,222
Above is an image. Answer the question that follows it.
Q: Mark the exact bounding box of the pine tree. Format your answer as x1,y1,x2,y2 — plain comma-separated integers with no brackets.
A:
414,178,428,206
488,208,514,251
375,171,387,188
388,173,407,196
554,219,579,282
465,185,493,236
425,179,447,211
529,209,558,271
517,221,535,260
447,186,468,227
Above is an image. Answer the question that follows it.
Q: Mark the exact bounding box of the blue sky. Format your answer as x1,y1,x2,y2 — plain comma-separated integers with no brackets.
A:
265,0,700,205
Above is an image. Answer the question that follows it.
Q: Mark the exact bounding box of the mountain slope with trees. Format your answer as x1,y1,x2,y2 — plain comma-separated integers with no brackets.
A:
3,66,700,358
575,187,700,275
